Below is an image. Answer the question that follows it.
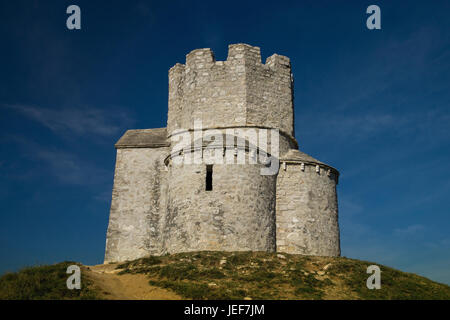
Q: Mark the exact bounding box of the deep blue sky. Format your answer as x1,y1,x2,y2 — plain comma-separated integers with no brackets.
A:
1,0,449,285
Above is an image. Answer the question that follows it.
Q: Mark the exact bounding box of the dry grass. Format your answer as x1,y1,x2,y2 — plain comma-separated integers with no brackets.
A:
115,251,450,300
2,252,449,300
0,262,99,300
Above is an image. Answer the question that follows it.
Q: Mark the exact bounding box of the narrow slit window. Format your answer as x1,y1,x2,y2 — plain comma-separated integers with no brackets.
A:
206,165,213,191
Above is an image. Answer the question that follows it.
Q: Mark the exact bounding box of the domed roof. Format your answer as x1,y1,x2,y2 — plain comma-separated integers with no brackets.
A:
281,149,323,164
194,133,259,150
280,149,339,173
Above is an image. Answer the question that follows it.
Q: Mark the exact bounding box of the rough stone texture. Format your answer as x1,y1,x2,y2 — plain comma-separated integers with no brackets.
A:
164,161,276,254
167,44,295,140
104,147,168,262
104,44,340,263
276,156,340,256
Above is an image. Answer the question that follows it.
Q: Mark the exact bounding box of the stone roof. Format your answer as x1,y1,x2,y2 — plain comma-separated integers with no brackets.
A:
167,134,263,159
115,128,169,148
280,149,339,173
193,133,259,149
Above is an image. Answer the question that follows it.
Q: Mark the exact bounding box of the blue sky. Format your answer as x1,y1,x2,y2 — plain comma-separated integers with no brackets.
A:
1,0,449,285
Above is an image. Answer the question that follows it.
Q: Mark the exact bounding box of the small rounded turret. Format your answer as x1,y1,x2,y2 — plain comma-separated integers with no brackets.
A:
276,149,340,256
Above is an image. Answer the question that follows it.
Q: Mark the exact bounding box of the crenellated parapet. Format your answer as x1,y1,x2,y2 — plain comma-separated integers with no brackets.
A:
167,44,295,138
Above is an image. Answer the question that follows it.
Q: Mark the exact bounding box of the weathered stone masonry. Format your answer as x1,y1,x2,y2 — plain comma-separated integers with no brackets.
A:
104,44,340,263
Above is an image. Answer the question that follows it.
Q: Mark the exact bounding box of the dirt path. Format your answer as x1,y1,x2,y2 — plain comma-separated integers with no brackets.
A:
83,263,182,300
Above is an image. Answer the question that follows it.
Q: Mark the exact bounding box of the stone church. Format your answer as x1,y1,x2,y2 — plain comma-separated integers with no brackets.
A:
104,44,340,263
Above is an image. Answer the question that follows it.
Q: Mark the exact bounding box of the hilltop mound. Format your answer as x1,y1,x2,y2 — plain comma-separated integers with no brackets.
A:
1,252,449,300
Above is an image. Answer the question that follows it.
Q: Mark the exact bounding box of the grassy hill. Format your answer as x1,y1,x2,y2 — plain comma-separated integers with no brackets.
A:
1,252,449,300
0,262,98,300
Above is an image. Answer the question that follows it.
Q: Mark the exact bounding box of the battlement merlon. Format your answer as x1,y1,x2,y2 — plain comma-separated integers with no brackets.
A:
167,43,295,138
168,44,292,75
186,48,216,69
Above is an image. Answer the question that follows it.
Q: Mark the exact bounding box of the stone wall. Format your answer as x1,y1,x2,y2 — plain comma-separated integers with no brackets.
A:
163,157,277,254
246,53,294,137
167,44,295,139
276,162,340,256
104,147,168,263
